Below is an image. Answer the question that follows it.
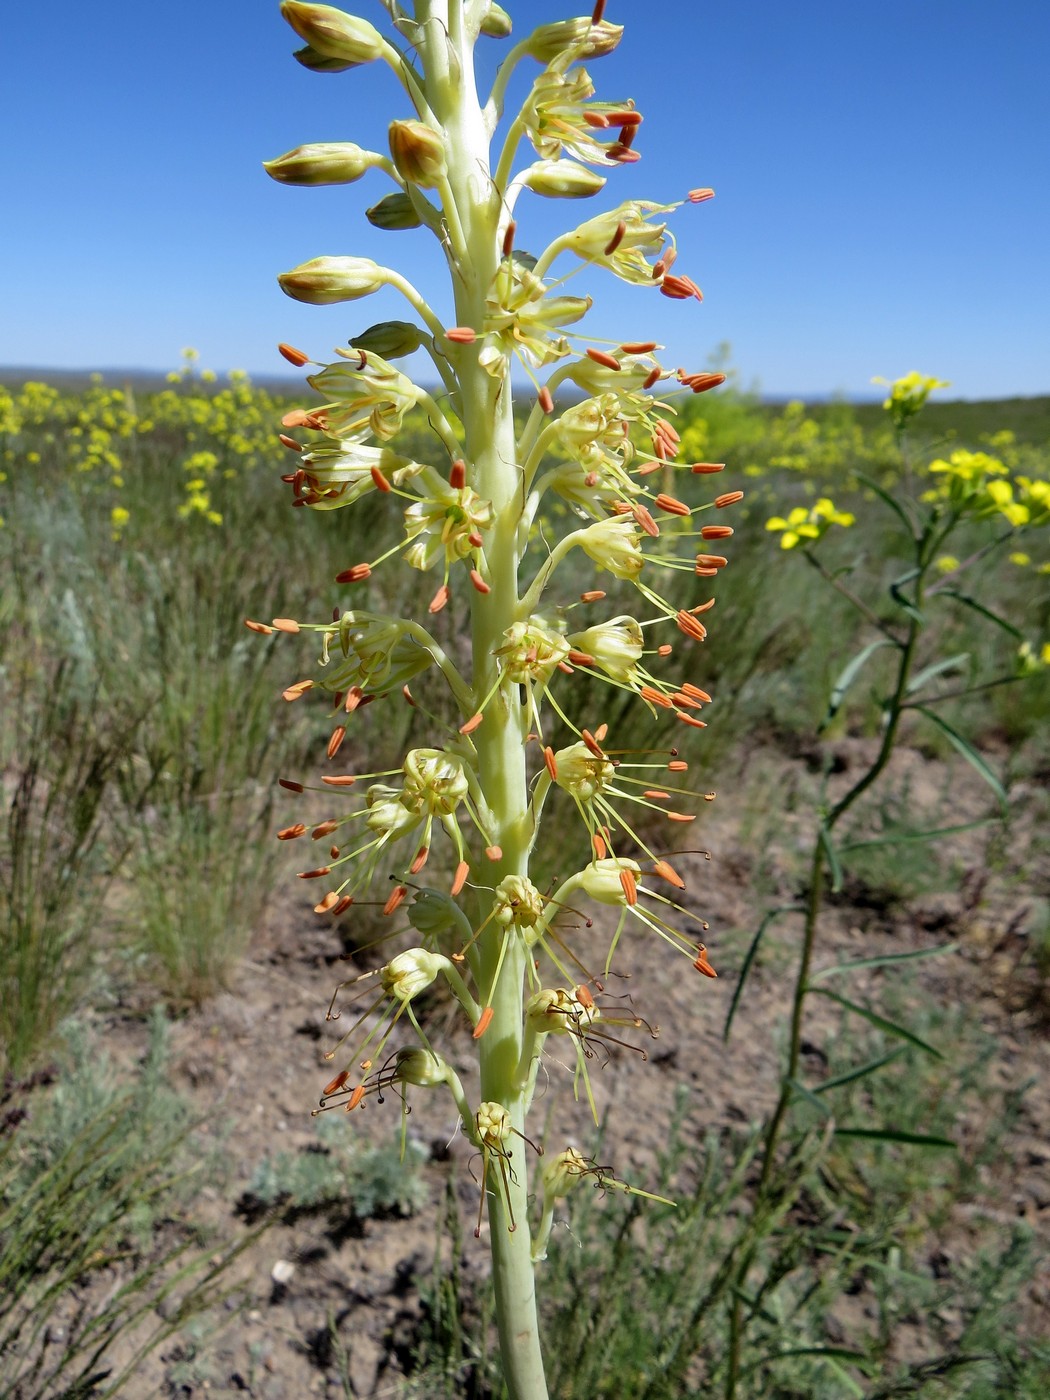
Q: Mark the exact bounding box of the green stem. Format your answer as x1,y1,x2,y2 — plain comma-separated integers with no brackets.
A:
421,4,548,1394
727,553,929,1399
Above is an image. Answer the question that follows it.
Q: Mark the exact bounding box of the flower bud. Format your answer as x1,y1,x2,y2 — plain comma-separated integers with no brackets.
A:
280,3,385,65
493,875,545,929
365,193,423,230
408,888,464,938
553,742,614,801
579,515,645,579
388,119,447,187
392,1047,451,1088
381,947,444,1002
278,255,386,304
542,1147,590,1199
522,159,607,199
263,142,384,186
292,43,358,73
524,18,623,63
475,1101,512,1148
526,987,595,1032
479,3,513,37
349,320,425,359
579,857,642,905
567,616,644,685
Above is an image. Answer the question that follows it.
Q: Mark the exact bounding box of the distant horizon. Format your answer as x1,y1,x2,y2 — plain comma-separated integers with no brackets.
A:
3,362,1047,409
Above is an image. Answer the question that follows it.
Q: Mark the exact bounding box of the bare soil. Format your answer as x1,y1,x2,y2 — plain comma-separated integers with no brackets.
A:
19,739,1050,1397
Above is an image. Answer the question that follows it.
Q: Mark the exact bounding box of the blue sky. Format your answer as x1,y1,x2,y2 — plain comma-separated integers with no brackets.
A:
2,0,1048,399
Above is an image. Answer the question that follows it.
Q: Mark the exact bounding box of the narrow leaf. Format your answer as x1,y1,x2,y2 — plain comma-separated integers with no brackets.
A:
856,472,916,537
906,651,971,695
723,905,802,1042
810,942,958,984
808,987,943,1059
786,1077,832,1118
813,1047,907,1094
914,705,1007,806
939,586,1024,640
820,822,843,893
890,566,924,624
825,639,897,724
834,1127,956,1149
840,818,992,852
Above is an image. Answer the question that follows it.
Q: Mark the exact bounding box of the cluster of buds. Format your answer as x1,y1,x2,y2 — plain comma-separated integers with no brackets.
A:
257,1,738,1298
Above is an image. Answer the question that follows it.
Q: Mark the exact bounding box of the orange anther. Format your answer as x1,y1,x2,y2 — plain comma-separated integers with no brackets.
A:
655,493,690,517
277,823,307,841
485,845,503,861
452,860,470,896
653,859,686,889
346,1084,366,1111
470,568,490,593
323,1069,350,1096
694,945,718,978
586,348,622,370
446,327,477,344
634,505,660,537
580,589,606,603
538,385,554,414
544,746,558,781
278,433,302,452
335,563,372,583
278,342,311,367
592,831,607,859
473,1006,494,1039
667,812,696,823
576,982,595,1008
582,728,605,757
298,866,332,879
668,759,688,772
620,341,658,355
327,726,347,759
688,187,715,203
619,867,638,905
383,885,408,916
410,847,429,874
449,459,467,488
279,777,305,793
691,462,726,474
460,712,484,735
643,367,662,390
700,524,734,540
245,619,275,635
311,821,339,840
370,466,391,491
594,723,608,741
715,490,744,508
644,789,671,800
332,896,354,916
271,617,300,633
677,712,708,728
429,583,450,614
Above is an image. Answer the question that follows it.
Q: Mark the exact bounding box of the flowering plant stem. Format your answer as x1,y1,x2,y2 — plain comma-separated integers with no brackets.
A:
263,3,731,1395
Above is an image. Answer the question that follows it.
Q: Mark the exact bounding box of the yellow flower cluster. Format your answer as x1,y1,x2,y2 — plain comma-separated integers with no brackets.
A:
764,497,856,550
872,370,950,431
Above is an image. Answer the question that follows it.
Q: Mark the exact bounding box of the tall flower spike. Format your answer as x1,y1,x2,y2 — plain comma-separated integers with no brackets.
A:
262,5,729,1391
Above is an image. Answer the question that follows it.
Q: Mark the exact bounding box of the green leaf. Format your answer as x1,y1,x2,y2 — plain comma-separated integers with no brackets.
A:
914,704,1007,806
906,651,971,695
808,987,943,1059
856,471,916,538
820,822,843,893
938,586,1024,641
813,1047,908,1094
824,639,898,726
786,1076,833,1118
840,818,993,852
722,905,802,1042
810,942,958,983
834,1127,956,1149
889,565,924,624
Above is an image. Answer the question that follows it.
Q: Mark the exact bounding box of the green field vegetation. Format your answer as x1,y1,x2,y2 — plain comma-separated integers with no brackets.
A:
1,360,1049,1396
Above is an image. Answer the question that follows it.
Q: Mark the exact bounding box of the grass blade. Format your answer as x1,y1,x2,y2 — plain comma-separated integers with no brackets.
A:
810,942,958,983
914,704,1007,806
